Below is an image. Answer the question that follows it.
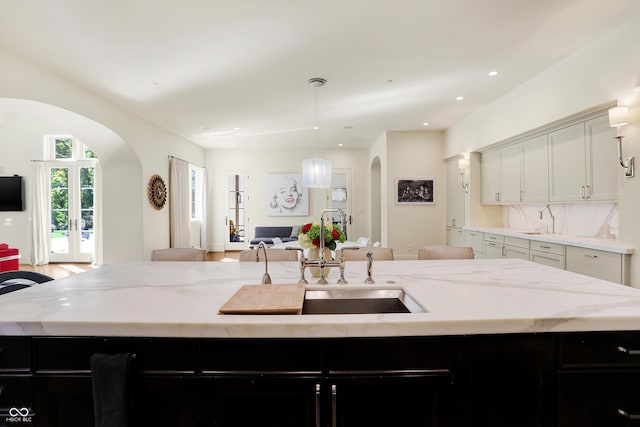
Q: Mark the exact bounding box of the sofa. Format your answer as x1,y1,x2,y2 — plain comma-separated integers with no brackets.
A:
249,226,300,246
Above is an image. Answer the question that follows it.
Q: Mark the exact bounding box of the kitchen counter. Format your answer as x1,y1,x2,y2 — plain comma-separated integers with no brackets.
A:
2,259,640,338
464,226,634,254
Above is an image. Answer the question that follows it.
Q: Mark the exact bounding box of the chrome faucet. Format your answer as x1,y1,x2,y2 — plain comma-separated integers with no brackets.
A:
538,204,555,234
364,252,375,284
256,242,272,284
300,208,349,284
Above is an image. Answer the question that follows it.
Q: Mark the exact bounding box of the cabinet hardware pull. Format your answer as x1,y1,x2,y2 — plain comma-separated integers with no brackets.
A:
581,186,585,199
501,246,506,257
586,185,591,199
540,245,551,249
331,384,337,427
584,254,598,259
617,346,640,355
315,383,321,427
618,409,640,419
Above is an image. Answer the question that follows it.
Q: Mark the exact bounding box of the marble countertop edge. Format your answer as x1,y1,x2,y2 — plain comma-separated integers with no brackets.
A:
463,226,634,254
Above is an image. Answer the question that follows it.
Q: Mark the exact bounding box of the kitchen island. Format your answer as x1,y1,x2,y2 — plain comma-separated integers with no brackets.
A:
2,259,640,427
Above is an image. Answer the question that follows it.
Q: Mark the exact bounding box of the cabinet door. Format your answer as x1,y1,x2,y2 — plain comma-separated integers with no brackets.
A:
500,144,522,203
481,151,501,204
566,246,622,284
530,249,565,269
331,374,452,427
460,335,555,427
504,244,529,260
483,241,503,259
199,377,319,427
558,371,640,427
33,376,95,427
445,159,465,227
521,135,549,203
585,115,618,201
549,123,586,202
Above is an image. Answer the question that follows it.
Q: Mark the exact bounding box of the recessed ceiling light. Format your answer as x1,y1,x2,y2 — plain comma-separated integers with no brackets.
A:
456,96,464,101
234,127,240,130
338,143,343,147
386,79,393,84
200,126,210,130
344,125,354,130
488,70,498,76
423,122,429,126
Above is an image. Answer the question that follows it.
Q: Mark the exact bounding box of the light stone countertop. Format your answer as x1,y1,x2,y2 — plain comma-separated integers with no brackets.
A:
464,226,634,254
1,259,640,338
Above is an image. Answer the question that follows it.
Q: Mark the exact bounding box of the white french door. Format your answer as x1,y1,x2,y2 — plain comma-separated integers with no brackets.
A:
49,161,96,262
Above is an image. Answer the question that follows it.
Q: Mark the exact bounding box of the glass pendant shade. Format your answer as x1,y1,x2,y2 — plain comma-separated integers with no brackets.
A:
302,158,332,188
608,106,629,127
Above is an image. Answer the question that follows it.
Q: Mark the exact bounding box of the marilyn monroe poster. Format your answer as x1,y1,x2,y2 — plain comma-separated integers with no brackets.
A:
267,174,309,216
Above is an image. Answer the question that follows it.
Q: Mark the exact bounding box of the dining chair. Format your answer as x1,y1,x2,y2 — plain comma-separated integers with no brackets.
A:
0,270,54,295
151,248,207,261
418,245,474,260
238,248,298,262
336,247,394,261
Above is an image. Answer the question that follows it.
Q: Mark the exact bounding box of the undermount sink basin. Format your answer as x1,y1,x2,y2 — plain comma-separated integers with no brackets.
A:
520,231,543,235
302,288,426,315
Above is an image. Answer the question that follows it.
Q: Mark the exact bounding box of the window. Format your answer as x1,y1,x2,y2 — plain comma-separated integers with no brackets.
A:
46,135,97,161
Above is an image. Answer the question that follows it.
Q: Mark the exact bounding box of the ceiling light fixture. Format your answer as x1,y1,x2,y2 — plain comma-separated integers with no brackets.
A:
423,122,429,126
302,77,332,188
488,70,498,76
456,96,464,101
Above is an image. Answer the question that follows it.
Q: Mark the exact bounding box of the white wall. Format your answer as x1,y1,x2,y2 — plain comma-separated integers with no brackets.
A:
206,147,370,252
386,131,445,259
0,49,205,263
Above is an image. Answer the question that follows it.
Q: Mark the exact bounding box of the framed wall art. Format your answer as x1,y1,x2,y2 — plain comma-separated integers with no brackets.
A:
266,174,309,216
395,177,435,205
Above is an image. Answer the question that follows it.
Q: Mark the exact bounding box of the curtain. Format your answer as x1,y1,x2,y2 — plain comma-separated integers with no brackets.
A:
92,162,103,266
31,162,50,265
199,167,208,251
169,158,190,248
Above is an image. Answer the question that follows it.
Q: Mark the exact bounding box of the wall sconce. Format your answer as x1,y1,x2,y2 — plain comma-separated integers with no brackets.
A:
458,157,469,193
608,106,634,178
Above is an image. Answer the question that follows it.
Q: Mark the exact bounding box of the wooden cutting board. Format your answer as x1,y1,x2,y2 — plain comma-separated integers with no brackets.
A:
218,284,306,314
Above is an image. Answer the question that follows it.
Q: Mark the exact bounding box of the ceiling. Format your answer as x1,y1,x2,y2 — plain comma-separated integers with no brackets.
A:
1,0,640,151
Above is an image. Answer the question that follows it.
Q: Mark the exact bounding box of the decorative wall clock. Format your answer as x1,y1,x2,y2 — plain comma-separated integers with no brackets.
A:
148,174,167,210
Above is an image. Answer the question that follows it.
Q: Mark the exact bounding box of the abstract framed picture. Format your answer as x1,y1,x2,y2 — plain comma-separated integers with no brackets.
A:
266,174,309,216
395,178,435,205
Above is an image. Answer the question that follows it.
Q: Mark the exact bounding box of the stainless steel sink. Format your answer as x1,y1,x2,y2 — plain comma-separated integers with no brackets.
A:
302,288,426,315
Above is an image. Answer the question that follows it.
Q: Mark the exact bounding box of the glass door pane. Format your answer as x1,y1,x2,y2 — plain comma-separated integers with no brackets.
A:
50,167,70,256
79,167,95,257
226,173,249,250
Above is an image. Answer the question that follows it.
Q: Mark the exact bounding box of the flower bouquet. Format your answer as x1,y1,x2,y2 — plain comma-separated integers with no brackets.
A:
298,222,346,251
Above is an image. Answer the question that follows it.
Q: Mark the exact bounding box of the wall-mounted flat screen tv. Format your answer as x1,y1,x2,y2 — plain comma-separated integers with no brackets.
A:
0,176,24,211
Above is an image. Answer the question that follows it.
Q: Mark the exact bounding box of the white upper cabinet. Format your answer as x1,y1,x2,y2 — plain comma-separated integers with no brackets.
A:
549,115,617,202
481,150,502,204
499,144,522,204
520,134,549,203
445,158,465,227
584,115,618,201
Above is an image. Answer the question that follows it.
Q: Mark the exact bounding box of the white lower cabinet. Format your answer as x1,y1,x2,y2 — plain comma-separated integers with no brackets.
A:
529,241,566,270
446,226,465,247
464,230,484,259
565,246,629,285
504,237,530,260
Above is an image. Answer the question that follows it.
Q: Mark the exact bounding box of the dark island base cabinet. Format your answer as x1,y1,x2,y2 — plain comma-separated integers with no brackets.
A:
3,332,640,426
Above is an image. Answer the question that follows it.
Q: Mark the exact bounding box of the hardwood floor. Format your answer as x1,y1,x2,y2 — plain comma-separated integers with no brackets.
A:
18,251,242,280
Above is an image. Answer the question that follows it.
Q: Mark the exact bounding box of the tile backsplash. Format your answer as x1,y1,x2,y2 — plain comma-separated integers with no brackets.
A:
504,203,619,239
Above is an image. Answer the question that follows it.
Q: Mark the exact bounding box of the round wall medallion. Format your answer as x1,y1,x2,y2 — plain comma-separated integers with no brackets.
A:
148,174,167,210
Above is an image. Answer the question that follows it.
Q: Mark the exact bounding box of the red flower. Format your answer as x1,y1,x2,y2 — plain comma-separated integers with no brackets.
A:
301,223,312,233
332,229,339,240
312,237,320,247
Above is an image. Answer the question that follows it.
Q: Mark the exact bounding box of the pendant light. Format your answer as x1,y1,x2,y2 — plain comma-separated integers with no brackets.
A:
302,77,332,188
